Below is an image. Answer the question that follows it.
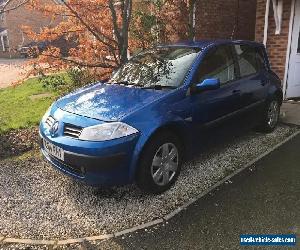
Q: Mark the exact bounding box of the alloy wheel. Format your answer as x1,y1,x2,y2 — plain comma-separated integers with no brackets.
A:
150,143,179,186
267,100,279,128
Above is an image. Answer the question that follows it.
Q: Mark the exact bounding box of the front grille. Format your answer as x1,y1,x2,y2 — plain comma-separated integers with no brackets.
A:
64,124,82,139
45,116,55,128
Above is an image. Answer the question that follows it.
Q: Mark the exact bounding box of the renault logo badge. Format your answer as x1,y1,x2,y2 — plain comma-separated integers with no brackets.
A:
50,121,59,137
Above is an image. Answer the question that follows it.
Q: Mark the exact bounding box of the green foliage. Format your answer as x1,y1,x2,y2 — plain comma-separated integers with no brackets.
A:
67,67,97,89
39,74,68,92
38,68,97,95
0,77,59,134
0,69,98,134
130,0,169,48
136,11,156,31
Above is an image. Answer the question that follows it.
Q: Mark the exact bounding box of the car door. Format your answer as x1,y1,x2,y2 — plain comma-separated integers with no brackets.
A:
233,44,268,113
187,44,241,128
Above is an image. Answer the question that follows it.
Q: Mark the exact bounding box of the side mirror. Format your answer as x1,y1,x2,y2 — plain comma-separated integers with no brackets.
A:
192,78,220,93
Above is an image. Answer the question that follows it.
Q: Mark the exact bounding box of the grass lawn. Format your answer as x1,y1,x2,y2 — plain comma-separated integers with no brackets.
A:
0,77,64,134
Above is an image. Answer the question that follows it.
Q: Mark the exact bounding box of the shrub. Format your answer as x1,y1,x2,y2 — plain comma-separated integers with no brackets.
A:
39,68,103,95
67,67,97,89
39,74,68,92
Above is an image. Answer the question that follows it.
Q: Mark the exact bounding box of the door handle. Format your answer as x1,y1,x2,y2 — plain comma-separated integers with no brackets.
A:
232,89,241,94
261,79,270,86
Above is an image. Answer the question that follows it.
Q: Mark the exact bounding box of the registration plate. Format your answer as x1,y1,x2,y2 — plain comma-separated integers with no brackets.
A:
43,138,64,161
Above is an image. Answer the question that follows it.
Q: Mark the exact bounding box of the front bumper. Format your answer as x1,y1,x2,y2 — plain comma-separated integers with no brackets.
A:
39,105,140,186
40,132,139,186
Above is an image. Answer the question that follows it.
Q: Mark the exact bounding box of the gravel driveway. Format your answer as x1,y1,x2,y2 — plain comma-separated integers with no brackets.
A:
0,125,298,242
0,59,29,88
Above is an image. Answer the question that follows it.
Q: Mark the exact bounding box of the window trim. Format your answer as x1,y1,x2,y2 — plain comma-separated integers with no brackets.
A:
255,46,268,72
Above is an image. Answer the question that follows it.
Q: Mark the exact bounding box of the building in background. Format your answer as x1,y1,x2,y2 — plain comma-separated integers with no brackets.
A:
1,0,258,59
0,0,59,58
256,0,300,99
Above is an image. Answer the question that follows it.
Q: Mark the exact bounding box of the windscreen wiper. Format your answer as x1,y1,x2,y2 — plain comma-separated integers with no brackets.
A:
111,81,144,88
141,85,177,90
111,81,132,85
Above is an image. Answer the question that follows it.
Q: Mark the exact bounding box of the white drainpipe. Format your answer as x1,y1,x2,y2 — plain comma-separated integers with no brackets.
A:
263,0,271,46
272,0,283,35
282,0,296,99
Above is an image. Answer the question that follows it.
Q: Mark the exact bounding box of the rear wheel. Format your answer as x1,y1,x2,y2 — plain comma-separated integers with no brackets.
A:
136,132,183,194
257,98,280,132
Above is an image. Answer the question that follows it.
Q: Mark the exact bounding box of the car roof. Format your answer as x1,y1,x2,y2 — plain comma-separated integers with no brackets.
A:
158,40,264,49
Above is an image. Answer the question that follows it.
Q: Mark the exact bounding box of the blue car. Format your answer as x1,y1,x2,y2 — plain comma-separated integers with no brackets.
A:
40,40,282,194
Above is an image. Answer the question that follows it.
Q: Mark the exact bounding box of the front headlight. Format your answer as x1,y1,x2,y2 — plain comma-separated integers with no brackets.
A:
79,122,139,142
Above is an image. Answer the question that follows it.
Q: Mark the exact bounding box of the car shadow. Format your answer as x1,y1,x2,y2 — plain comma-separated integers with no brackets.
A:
187,113,260,161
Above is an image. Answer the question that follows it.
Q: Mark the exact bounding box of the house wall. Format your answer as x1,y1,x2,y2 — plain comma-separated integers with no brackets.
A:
195,0,257,41
0,0,55,58
255,0,293,81
134,0,257,43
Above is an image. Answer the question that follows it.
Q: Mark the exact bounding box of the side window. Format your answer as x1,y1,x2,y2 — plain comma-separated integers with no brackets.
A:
195,45,236,85
256,47,266,71
234,44,264,77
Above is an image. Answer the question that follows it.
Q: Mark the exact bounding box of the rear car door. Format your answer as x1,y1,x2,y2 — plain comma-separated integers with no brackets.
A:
189,44,242,126
233,43,268,113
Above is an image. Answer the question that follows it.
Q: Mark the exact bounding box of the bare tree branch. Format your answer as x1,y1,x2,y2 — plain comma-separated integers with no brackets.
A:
43,53,115,68
0,0,29,14
61,0,117,46
60,0,120,66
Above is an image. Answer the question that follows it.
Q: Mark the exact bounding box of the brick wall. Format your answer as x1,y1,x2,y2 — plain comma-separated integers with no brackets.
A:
255,0,292,81
195,0,257,41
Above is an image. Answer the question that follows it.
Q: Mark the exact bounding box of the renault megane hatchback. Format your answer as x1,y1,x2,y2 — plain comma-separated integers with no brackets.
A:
40,40,282,194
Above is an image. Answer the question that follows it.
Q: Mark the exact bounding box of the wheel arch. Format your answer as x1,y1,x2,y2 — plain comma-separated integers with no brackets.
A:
274,89,283,105
267,85,283,105
133,121,188,181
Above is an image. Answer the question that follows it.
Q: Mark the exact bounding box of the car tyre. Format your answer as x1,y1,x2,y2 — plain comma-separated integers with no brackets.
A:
257,97,280,133
136,131,183,194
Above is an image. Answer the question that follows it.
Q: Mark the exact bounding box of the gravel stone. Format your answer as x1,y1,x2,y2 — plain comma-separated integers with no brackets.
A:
0,125,298,241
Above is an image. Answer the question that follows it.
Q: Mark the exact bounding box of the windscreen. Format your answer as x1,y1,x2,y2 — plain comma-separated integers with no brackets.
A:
110,47,201,88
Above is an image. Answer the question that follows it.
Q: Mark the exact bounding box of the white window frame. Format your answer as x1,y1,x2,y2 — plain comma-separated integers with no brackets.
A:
0,28,8,52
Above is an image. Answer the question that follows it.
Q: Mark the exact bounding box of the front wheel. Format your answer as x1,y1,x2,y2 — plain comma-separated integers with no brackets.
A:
136,132,183,194
257,98,280,132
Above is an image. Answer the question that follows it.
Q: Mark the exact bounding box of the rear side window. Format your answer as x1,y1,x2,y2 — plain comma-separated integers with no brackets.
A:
256,47,266,71
195,45,236,85
234,44,266,77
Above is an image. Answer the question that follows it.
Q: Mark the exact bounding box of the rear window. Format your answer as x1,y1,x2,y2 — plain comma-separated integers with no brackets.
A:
234,44,266,77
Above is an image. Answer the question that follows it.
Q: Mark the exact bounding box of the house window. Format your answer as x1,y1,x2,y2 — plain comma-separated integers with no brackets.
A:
0,13,4,22
2,35,8,51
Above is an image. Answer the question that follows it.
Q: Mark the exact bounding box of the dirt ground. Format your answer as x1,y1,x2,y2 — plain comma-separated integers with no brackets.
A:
0,59,30,88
